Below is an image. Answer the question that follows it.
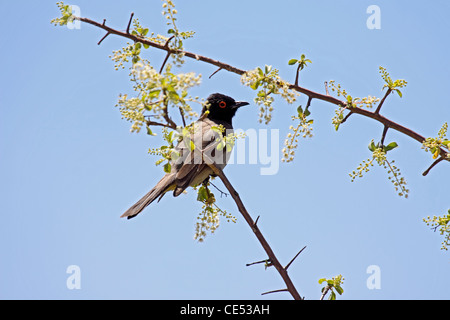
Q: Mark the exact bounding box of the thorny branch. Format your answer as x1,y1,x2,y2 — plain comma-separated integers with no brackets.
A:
69,13,449,299
72,14,449,175
205,161,304,300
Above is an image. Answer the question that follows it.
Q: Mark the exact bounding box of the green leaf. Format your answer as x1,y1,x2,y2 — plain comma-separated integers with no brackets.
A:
297,106,303,116
257,67,264,77
163,162,171,173
288,59,298,65
335,285,344,295
395,89,403,98
368,140,376,152
197,186,208,202
148,89,161,99
318,278,327,284
142,28,149,36
250,80,261,90
167,131,175,144
146,126,156,136
329,291,336,300
384,141,398,152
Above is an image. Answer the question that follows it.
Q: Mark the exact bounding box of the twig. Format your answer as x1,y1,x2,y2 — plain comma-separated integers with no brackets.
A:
146,120,175,129
161,97,177,129
374,88,392,115
305,96,313,112
295,64,301,86
209,180,228,197
159,35,176,74
423,156,445,176
325,81,330,96
340,110,353,124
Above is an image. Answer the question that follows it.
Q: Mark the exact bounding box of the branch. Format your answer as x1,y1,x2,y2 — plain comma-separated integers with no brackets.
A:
204,161,302,300
72,13,450,169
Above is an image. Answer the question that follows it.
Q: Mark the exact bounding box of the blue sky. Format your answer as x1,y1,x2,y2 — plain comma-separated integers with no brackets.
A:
0,0,449,300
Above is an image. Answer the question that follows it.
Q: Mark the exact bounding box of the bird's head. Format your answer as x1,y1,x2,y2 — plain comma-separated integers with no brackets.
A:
201,93,249,124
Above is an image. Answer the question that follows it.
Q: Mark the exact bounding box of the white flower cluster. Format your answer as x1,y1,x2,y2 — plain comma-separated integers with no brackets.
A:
116,62,201,132
194,185,236,242
350,146,409,198
117,94,146,133
241,65,298,124
422,122,450,159
282,112,313,163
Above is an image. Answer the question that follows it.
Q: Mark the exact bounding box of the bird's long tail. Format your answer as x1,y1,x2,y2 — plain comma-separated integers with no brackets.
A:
120,174,175,219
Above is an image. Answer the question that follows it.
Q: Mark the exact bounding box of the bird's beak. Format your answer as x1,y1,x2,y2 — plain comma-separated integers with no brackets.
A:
233,101,250,109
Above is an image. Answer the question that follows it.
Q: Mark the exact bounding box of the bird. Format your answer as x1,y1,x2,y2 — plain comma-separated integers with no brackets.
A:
121,93,249,219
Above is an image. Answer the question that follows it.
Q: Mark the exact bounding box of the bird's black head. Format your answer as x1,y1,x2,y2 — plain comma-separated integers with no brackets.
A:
201,93,249,124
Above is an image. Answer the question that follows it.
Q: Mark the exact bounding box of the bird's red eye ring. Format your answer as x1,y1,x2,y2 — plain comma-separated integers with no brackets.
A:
219,101,227,108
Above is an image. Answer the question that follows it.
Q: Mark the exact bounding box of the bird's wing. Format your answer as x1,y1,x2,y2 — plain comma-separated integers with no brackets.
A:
171,119,224,196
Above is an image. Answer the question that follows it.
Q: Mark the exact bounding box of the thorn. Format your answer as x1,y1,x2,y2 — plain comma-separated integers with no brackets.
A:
284,246,306,270
261,288,289,296
97,32,110,45
246,259,270,267
209,181,228,197
340,111,352,125
422,156,445,176
159,52,171,74
254,215,260,227
380,125,389,146
325,81,330,96
305,96,313,112
126,12,134,34
102,19,106,26
164,35,175,48
209,67,223,79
